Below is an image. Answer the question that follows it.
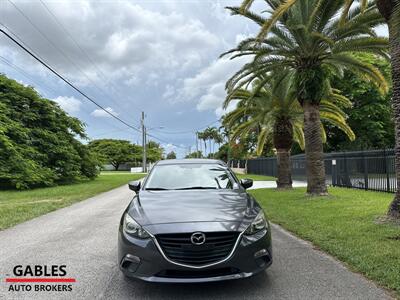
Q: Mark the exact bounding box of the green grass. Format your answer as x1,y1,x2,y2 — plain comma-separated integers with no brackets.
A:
0,173,144,230
101,171,146,175
250,187,400,297
235,173,276,181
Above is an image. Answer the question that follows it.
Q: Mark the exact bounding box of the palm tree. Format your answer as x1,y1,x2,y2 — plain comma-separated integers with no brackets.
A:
214,130,224,152
224,0,388,195
203,127,217,157
376,0,400,219
338,0,400,223
197,130,208,157
223,71,355,188
208,127,221,157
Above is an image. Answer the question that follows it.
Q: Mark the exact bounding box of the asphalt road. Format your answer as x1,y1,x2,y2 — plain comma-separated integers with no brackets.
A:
0,184,393,300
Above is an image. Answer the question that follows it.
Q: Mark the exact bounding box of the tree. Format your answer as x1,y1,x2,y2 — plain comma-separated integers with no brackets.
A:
340,0,400,218
185,151,203,158
146,141,164,162
0,74,99,189
197,131,208,156
326,54,394,151
166,151,177,159
88,139,140,170
225,0,388,194
223,71,355,188
203,126,220,157
376,0,400,218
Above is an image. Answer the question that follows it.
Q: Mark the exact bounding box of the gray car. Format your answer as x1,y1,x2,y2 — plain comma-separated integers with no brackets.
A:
118,159,272,283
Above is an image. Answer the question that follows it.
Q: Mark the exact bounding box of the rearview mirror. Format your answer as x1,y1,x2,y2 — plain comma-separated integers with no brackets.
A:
240,178,253,189
128,181,141,193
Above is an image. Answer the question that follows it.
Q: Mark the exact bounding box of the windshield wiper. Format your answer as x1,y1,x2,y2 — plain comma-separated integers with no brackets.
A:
174,186,217,190
145,188,170,191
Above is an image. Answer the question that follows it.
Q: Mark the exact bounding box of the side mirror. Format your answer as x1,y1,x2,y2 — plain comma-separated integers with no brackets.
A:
128,181,141,193
240,178,253,189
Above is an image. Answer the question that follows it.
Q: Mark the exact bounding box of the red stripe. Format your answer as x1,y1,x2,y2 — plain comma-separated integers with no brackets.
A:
5,278,76,283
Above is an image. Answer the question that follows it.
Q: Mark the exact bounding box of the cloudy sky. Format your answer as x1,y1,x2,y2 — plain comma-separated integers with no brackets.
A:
0,0,388,158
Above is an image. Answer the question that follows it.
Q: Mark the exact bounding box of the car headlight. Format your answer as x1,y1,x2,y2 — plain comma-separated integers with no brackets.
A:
245,210,268,235
123,213,150,239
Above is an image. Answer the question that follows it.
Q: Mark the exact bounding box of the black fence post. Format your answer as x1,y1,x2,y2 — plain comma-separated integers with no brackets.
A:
363,153,368,190
332,159,337,186
384,149,390,192
343,152,352,187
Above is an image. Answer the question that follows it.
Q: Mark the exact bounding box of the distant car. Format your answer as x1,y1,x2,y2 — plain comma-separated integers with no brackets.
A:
118,159,272,283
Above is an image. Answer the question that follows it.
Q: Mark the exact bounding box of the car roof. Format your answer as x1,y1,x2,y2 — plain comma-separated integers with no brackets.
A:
156,159,227,166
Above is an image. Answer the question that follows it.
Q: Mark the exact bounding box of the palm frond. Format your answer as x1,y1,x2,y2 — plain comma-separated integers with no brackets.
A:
327,54,388,93
257,0,298,41
292,122,305,149
240,0,255,12
256,127,269,155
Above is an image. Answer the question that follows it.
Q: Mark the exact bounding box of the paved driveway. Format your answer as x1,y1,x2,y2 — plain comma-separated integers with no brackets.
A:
248,180,307,189
0,185,392,299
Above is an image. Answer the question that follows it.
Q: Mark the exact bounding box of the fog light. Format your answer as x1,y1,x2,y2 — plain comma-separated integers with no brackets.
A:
254,249,268,259
121,254,141,273
254,249,270,268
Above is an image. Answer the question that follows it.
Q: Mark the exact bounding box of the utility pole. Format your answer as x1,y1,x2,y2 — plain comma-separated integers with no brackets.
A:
141,111,147,173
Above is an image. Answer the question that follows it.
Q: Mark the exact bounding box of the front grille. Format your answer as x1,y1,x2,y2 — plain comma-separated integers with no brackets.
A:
156,232,239,266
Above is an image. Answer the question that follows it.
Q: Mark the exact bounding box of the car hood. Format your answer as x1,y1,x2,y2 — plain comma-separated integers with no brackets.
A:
127,190,260,234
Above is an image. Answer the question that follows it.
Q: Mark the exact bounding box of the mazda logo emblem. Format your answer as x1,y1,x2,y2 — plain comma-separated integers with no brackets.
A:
190,232,206,245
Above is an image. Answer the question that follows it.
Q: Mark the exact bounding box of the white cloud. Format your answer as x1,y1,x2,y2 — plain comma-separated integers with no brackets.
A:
196,82,226,111
53,96,82,113
0,0,260,151
163,143,177,153
1,1,220,86
91,107,118,118
235,33,252,44
215,100,239,118
162,85,176,99
175,56,250,115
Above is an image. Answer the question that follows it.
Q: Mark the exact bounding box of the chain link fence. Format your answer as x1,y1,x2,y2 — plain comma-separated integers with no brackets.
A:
231,149,397,193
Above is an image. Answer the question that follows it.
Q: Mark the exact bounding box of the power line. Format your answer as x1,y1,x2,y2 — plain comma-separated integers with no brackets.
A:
0,22,51,69
0,54,140,138
89,128,132,139
7,0,127,111
38,0,130,105
0,28,187,149
152,120,221,135
0,55,58,95
0,28,141,133
146,132,187,150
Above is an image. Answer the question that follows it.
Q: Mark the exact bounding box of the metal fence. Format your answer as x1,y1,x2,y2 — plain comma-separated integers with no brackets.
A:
235,149,397,193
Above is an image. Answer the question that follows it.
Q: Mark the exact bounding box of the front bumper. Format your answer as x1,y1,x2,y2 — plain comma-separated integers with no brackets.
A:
118,228,272,283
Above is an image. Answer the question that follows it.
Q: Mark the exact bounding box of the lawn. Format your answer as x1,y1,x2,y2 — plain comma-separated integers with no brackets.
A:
250,187,400,297
101,171,146,175
0,173,144,230
235,173,276,181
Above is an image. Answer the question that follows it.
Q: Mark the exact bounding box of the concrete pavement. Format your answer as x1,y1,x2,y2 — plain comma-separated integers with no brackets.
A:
248,180,307,190
0,184,393,299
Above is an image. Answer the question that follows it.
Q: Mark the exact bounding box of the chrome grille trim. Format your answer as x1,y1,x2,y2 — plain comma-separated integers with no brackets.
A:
149,231,245,269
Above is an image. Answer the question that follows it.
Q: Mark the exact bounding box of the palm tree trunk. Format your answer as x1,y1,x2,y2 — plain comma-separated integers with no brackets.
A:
276,148,292,188
273,117,293,189
303,102,328,195
387,14,400,218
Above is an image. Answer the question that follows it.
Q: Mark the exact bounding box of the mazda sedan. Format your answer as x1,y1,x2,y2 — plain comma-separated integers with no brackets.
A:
118,159,272,282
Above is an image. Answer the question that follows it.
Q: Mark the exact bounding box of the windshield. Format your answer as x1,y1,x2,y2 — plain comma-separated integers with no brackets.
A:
144,164,236,190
